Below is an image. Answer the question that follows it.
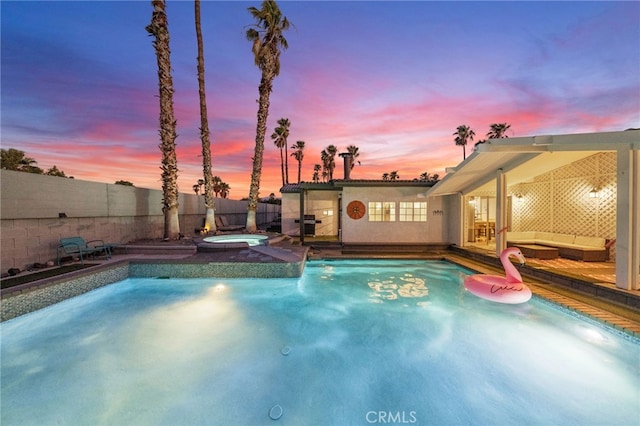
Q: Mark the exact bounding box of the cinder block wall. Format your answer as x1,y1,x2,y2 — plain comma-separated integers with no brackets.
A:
1,170,280,271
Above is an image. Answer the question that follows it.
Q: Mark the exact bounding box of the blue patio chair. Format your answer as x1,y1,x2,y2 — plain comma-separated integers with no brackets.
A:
57,237,111,265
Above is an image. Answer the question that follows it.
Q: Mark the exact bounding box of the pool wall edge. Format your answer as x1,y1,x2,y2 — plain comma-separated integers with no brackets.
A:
1,258,306,322
1,262,130,322
129,259,305,279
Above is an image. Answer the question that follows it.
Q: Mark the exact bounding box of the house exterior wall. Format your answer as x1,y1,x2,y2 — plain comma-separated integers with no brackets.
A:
281,192,301,236
281,190,340,237
1,170,280,271
304,190,340,237
341,186,444,244
442,193,464,246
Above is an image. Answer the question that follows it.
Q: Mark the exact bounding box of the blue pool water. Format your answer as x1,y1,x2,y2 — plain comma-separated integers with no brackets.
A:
1,260,639,425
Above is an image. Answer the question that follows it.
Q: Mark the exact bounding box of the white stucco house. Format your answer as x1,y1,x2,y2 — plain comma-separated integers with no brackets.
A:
280,130,639,290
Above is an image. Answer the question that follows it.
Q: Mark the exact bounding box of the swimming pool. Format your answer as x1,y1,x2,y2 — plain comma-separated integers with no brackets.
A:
1,260,638,425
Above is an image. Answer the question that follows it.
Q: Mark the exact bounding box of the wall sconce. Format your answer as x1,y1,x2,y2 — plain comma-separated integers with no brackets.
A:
589,188,599,198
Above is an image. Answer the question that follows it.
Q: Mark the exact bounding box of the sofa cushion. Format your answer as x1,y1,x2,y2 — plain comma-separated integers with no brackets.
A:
534,232,555,241
569,245,606,251
550,241,581,249
535,239,560,247
506,231,535,241
552,233,575,244
574,235,606,248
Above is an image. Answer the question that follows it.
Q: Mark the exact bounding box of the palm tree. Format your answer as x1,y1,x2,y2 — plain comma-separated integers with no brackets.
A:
244,0,290,232
271,126,285,186
320,149,330,182
290,140,305,183
312,164,321,183
220,182,230,198
389,170,400,181
419,171,439,183
453,125,475,160
146,0,180,240
382,172,389,181
280,118,291,184
271,117,290,186
212,175,223,197
194,0,216,233
324,144,338,180
487,123,511,139
345,144,360,170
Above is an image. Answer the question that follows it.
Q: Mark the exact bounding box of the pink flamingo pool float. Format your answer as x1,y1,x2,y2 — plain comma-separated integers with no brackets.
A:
464,247,532,304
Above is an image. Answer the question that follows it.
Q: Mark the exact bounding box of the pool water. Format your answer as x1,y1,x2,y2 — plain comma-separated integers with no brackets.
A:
1,260,638,425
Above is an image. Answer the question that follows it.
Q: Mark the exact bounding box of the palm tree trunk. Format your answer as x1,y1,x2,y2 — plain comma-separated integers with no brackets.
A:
246,74,272,232
194,0,216,233
147,0,180,240
284,142,289,184
279,147,285,187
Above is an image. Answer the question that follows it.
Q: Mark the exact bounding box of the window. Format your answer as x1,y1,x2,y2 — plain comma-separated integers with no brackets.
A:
399,202,427,222
368,202,396,222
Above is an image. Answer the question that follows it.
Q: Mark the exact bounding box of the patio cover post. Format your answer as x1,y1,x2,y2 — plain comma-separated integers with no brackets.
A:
616,148,639,290
455,192,465,247
299,189,306,245
495,169,508,256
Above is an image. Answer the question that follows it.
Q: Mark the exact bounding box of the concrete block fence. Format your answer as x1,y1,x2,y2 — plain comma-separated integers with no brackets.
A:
1,170,280,272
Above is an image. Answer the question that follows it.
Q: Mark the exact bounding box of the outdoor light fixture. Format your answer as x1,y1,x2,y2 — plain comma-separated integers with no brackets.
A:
589,188,599,198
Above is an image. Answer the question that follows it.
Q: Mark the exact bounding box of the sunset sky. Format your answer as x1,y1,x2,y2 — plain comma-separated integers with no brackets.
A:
2,1,639,199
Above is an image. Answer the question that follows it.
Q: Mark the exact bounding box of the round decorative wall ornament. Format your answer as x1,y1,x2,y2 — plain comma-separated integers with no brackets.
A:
346,200,366,220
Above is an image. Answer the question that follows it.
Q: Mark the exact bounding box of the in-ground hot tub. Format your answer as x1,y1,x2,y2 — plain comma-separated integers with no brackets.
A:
204,234,268,246
198,234,269,251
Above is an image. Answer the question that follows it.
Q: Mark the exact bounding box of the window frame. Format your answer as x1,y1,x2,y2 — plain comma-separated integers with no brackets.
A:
399,201,428,222
368,201,396,222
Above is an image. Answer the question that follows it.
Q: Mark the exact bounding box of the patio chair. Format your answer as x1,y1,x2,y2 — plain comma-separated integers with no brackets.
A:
215,215,245,232
57,236,111,265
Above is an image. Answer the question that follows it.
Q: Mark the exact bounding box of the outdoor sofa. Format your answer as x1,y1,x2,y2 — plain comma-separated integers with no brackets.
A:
506,231,610,262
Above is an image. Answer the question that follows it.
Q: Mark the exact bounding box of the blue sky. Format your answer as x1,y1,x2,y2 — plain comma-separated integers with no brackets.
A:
2,1,638,198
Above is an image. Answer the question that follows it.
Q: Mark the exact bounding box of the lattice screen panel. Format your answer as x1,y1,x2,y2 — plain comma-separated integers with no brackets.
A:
510,152,617,255
554,178,596,235
468,152,618,258
518,182,553,231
